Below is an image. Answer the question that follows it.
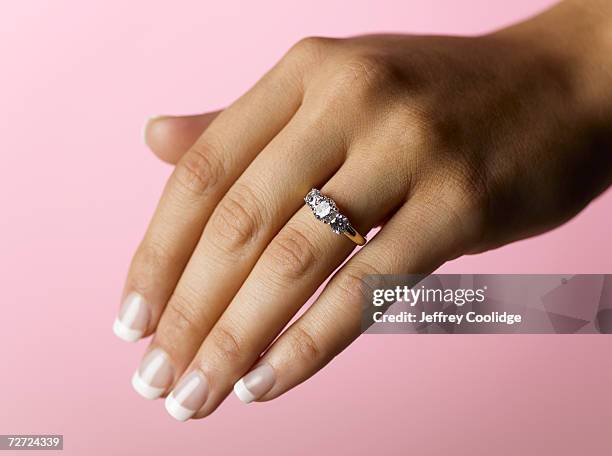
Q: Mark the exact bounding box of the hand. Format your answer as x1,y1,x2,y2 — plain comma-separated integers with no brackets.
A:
115,0,612,420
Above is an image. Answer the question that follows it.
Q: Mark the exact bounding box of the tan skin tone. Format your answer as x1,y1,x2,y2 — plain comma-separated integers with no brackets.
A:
121,0,612,418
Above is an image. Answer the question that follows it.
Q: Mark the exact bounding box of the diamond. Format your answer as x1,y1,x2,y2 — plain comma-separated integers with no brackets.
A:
304,189,320,206
314,200,332,218
330,214,348,234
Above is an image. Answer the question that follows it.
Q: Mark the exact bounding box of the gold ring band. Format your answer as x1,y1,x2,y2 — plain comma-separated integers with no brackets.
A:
342,224,366,246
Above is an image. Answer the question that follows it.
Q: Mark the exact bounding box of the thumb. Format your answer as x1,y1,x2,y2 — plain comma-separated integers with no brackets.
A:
143,111,221,164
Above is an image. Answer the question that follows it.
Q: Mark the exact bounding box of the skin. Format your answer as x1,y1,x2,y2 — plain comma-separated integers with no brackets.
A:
121,0,612,419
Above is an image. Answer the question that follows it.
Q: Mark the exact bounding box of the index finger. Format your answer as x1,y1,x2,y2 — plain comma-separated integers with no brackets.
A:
113,46,317,343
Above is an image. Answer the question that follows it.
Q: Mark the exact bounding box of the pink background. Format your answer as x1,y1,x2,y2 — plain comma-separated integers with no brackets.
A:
1,1,611,454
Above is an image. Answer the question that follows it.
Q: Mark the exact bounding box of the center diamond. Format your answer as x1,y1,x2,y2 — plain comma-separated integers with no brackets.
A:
314,200,332,218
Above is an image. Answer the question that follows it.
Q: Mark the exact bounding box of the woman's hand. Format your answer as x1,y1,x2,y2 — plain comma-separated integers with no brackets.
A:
115,0,612,420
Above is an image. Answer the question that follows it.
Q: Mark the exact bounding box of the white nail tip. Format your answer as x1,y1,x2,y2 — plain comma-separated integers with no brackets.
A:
165,393,196,421
233,378,256,404
113,318,143,342
131,371,166,400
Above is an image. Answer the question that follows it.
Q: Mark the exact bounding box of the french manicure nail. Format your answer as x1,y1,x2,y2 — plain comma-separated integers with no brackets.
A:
233,363,275,404
131,348,174,400
113,292,150,342
165,370,209,421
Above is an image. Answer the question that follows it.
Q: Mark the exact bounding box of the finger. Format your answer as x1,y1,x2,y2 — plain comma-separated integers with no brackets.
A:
163,150,409,420
144,112,222,164
242,186,473,402
148,102,346,405
115,42,324,347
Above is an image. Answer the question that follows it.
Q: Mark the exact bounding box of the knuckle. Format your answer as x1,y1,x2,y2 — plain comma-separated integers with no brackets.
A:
163,293,202,338
130,240,175,291
173,139,225,197
333,264,381,308
378,102,436,162
420,162,489,249
310,54,401,118
278,36,336,91
441,159,490,217
288,36,333,61
450,164,490,243
331,54,398,99
265,224,318,280
423,107,487,161
210,183,266,252
286,325,323,364
209,325,244,364
407,103,436,141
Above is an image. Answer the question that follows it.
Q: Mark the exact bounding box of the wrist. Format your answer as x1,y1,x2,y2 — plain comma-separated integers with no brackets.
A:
495,0,612,125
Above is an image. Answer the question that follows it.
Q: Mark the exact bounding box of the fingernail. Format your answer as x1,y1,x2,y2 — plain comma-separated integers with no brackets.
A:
113,292,150,342
131,348,174,400
165,370,209,421
233,363,275,404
